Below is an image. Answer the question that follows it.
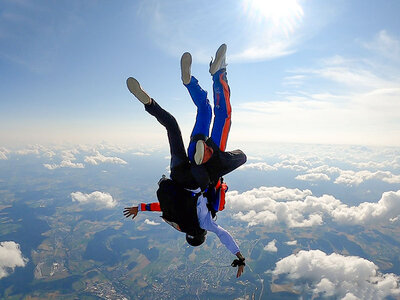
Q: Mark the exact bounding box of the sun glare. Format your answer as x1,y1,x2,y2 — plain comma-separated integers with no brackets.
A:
243,0,304,35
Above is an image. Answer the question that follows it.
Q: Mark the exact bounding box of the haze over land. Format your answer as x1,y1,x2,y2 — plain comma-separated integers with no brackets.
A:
1,143,400,298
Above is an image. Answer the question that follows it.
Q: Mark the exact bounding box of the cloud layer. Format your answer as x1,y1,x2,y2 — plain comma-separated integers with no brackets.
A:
84,151,127,165
272,250,400,299
0,241,28,279
43,149,84,169
41,147,129,169
71,191,117,209
240,162,278,171
239,155,400,186
44,160,84,170
227,187,400,227
295,172,330,182
233,30,400,146
334,170,400,186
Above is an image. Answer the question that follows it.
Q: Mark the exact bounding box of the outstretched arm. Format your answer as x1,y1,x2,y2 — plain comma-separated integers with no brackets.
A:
123,203,161,220
198,212,245,277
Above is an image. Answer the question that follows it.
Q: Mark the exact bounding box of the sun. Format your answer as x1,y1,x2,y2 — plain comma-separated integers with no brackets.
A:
242,0,304,35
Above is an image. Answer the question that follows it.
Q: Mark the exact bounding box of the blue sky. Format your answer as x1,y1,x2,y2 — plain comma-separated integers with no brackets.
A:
1,0,399,147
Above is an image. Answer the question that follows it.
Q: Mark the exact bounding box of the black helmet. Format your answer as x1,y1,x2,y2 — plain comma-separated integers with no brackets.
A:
186,231,207,247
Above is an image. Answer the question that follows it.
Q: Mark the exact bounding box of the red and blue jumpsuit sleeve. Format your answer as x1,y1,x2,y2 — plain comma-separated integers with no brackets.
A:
138,203,161,211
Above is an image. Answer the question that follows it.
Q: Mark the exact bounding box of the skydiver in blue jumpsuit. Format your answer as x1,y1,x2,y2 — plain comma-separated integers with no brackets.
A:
124,44,247,278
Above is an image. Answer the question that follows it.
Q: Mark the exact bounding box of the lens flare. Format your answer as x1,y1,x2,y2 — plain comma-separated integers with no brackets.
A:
242,0,304,36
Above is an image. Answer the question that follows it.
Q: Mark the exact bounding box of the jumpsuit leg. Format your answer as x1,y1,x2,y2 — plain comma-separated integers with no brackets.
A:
145,99,188,169
184,76,212,162
210,69,231,151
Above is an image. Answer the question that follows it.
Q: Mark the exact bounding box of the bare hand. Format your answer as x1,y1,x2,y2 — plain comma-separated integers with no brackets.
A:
123,206,139,219
236,264,245,278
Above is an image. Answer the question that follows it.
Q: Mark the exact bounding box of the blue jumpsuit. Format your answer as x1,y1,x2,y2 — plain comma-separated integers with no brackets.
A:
185,69,231,160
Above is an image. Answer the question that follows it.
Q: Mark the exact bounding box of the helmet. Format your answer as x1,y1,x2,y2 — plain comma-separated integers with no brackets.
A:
186,231,207,247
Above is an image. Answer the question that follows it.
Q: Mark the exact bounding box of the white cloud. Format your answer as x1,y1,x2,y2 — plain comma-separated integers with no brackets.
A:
364,30,400,62
295,173,330,182
246,156,264,161
306,165,342,174
286,240,297,246
42,150,56,158
330,190,400,225
351,159,400,170
239,156,319,172
227,187,317,227
304,164,400,186
274,159,311,171
335,170,400,186
231,41,296,62
61,149,79,160
14,144,57,157
311,64,390,90
144,219,160,226
84,151,127,165
0,241,28,279
133,152,151,156
15,147,40,155
283,74,307,86
227,187,400,227
41,148,84,169
71,191,117,209
264,239,278,252
44,160,84,170
272,250,400,299
233,30,400,146
235,85,400,146
239,162,277,171
38,146,152,169
96,143,132,154
43,163,62,170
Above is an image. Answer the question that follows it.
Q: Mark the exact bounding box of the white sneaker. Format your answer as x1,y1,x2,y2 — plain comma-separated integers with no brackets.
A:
180,52,192,85
126,77,151,105
194,140,205,165
194,140,214,165
209,44,227,75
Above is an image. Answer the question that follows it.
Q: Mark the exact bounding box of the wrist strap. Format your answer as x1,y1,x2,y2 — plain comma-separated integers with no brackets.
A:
231,257,245,267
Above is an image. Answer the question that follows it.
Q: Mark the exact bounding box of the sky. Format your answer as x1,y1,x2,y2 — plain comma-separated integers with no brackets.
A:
1,0,400,147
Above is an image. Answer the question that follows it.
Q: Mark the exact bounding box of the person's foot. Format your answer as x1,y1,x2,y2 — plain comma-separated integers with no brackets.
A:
209,44,227,75
194,140,214,165
126,77,152,105
180,52,192,85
